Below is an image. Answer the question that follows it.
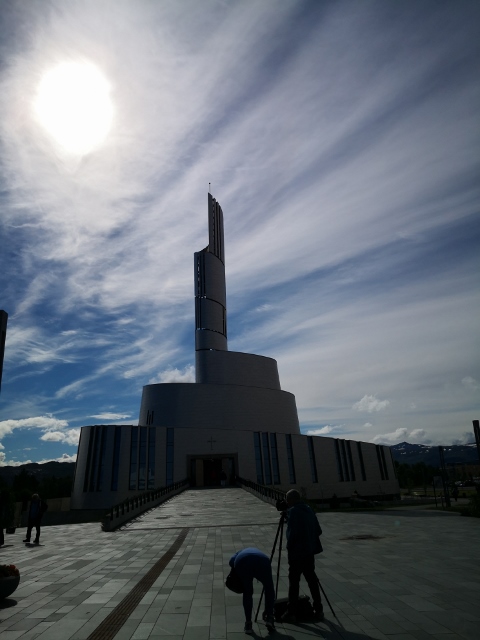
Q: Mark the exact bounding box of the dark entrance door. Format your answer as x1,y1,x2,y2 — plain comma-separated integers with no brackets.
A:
189,456,236,487
204,458,223,486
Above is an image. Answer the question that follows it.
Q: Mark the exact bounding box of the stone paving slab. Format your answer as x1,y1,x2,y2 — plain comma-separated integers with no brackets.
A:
0,487,479,640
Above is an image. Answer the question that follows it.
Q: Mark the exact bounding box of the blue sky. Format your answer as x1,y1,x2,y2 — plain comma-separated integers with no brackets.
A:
0,1,479,466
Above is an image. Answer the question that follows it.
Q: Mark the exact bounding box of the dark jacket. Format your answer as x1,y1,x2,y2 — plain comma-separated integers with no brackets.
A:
285,502,323,561
28,500,48,523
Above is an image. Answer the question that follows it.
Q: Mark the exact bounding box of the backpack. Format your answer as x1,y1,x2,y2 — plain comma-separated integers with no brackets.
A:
274,595,315,621
225,567,244,594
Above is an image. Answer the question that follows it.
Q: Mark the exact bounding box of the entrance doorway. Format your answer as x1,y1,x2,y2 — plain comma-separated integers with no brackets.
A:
204,458,222,486
189,456,235,487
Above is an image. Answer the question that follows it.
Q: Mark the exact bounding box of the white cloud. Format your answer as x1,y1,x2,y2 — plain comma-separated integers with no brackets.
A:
353,395,390,413
0,416,68,440
149,365,195,384
409,429,430,444
372,428,432,445
90,412,131,420
0,452,33,466
462,376,479,391
363,422,373,428
0,1,478,456
0,451,77,467
372,428,408,445
40,428,80,446
38,453,77,463
305,425,343,436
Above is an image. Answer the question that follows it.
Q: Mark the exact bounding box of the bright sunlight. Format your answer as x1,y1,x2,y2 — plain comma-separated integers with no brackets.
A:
34,61,113,156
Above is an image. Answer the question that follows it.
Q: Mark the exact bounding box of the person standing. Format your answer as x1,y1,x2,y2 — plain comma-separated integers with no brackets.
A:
229,547,276,634
282,489,324,622
220,469,227,487
0,489,14,547
23,494,48,545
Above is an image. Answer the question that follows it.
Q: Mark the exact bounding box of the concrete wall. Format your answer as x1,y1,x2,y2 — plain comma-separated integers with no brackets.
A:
195,350,281,390
138,383,300,433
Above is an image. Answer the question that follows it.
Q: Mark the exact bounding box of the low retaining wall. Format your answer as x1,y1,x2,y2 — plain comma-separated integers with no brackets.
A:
16,504,106,527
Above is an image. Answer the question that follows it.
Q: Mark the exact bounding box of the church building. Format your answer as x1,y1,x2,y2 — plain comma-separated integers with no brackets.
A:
71,195,399,509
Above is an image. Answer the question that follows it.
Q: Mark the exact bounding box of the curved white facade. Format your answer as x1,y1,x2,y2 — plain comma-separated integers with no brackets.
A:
195,350,281,389
138,383,299,432
71,194,399,509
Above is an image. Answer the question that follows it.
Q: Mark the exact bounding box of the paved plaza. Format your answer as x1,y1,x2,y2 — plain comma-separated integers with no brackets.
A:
1,487,479,640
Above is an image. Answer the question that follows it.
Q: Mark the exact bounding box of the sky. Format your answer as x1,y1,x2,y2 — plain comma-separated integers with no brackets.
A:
0,0,479,467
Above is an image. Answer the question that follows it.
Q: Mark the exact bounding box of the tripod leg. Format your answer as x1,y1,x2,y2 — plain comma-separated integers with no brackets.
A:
255,515,284,623
317,576,337,619
275,516,284,597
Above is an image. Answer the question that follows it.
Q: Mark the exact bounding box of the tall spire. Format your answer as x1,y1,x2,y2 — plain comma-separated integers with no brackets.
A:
194,194,227,352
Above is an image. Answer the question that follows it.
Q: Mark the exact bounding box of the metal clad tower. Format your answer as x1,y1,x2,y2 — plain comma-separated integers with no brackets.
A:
194,194,227,355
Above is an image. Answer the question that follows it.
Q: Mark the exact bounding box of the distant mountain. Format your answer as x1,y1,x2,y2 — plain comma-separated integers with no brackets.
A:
0,461,76,484
390,441,479,466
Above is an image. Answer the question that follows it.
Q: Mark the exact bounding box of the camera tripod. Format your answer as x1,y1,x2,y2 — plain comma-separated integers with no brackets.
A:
254,511,337,622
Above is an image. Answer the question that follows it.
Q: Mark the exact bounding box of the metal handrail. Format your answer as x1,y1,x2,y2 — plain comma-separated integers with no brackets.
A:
106,478,190,521
236,476,286,503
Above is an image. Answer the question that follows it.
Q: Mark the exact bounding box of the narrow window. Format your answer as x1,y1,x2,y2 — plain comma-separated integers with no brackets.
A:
166,428,174,486
111,426,122,491
334,439,344,482
262,432,272,485
357,442,367,481
340,440,350,482
129,427,138,490
89,427,101,492
346,441,356,481
286,434,296,484
270,433,280,484
138,427,147,491
96,426,107,491
380,446,389,480
253,432,263,484
83,428,94,492
375,445,385,480
308,437,318,483
147,428,156,489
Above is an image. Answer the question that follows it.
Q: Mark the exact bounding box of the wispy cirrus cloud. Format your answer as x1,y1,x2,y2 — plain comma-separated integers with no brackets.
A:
0,1,479,462
149,365,195,384
90,412,131,421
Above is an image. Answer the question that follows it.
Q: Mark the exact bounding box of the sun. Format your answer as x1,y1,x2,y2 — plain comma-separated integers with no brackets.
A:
34,61,114,156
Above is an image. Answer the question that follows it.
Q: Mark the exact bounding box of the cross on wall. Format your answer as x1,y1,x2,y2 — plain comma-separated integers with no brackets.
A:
207,437,216,451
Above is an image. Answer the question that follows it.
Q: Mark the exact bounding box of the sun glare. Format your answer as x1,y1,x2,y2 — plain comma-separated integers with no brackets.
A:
34,61,114,156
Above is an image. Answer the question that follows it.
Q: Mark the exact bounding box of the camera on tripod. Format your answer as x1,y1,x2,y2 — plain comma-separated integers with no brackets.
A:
275,498,288,512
